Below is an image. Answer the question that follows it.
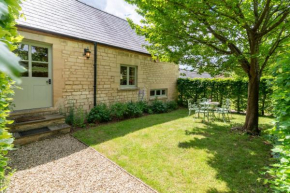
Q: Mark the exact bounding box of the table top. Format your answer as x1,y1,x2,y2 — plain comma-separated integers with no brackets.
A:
200,101,220,105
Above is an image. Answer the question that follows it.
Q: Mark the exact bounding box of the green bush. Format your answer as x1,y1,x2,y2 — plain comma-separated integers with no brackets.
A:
110,102,127,120
264,57,290,192
177,77,273,115
73,106,86,128
87,104,111,123
0,0,23,191
150,99,168,114
65,103,75,125
136,101,150,113
166,101,178,111
124,102,143,118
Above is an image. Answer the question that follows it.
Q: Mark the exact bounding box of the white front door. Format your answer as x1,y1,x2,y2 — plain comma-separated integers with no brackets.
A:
13,42,52,111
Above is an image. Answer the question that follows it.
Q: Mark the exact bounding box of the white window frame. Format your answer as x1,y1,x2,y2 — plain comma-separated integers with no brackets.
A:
150,89,167,97
120,65,137,88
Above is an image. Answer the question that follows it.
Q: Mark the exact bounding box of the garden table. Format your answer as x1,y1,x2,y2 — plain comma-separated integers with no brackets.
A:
199,101,220,121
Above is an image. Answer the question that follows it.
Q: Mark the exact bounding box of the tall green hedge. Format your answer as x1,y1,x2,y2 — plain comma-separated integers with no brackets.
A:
264,57,290,192
177,77,273,115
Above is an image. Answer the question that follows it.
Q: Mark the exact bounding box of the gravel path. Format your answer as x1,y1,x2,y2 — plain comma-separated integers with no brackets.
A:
7,135,156,193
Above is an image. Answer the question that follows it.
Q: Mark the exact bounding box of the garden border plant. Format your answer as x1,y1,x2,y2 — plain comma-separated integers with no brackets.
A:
65,99,179,127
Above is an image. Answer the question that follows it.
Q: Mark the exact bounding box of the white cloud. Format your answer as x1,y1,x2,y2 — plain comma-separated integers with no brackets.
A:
79,0,142,24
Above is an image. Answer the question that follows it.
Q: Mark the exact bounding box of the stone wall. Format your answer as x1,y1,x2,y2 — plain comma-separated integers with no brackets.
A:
18,28,179,112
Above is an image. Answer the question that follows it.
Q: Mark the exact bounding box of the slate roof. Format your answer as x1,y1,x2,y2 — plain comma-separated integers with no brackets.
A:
17,0,149,54
179,69,212,79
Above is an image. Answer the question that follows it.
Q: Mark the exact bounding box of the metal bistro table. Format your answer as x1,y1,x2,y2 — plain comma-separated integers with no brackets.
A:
199,101,220,121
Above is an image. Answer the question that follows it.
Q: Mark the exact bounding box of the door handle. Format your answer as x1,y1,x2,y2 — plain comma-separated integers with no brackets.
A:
46,79,52,84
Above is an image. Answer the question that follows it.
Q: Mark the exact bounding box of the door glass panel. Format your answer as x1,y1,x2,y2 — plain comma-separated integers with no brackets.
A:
32,46,48,62
129,67,135,85
120,66,127,85
19,61,29,77
32,62,48,77
15,44,29,60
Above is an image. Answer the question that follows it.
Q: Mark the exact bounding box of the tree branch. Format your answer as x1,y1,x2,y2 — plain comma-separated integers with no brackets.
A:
253,0,271,31
259,10,289,36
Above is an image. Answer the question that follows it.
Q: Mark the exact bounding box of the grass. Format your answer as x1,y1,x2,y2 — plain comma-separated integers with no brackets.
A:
73,109,274,193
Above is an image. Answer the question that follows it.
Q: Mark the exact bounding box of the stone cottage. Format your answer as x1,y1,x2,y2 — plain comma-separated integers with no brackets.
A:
13,0,179,112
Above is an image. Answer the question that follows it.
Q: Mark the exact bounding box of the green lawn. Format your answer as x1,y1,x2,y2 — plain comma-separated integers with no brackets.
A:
74,109,273,193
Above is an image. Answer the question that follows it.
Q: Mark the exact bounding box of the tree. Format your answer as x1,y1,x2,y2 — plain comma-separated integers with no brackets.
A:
125,0,290,135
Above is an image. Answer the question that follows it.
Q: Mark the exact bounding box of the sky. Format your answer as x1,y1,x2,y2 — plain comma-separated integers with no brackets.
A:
79,0,143,24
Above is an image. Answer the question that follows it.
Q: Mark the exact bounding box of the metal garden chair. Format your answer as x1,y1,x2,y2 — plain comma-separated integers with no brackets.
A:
216,99,231,122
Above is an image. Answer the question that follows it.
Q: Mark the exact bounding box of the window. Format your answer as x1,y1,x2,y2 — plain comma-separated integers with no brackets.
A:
150,89,167,97
120,65,137,87
14,43,50,78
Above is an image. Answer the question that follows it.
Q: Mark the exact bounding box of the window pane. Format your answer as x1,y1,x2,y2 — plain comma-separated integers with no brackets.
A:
15,44,29,60
32,62,48,77
19,61,29,77
129,67,136,85
120,66,127,85
162,90,166,95
150,90,155,96
32,46,48,62
156,90,161,95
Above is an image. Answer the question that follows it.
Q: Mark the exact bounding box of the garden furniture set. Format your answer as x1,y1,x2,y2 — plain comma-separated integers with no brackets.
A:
188,98,232,122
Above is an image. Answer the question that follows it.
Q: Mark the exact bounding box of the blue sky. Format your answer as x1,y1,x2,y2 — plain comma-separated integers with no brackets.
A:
79,0,142,24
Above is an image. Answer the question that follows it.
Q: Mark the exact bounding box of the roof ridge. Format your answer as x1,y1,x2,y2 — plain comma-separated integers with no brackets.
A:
75,0,130,23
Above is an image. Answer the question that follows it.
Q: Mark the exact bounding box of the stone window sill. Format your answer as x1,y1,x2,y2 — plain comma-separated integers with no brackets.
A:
149,96,168,100
118,87,139,91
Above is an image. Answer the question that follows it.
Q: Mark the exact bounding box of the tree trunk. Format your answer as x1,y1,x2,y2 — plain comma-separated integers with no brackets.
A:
243,73,260,135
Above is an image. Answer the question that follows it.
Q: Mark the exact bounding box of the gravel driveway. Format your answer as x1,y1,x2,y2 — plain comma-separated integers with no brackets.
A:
7,135,156,193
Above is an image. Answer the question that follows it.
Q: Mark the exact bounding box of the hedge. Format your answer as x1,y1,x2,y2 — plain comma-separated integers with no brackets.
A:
264,57,290,192
177,77,273,115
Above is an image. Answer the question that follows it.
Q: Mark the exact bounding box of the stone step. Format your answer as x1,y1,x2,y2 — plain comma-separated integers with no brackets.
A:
9,114,66,133
9,107,58,119
13,123,71,146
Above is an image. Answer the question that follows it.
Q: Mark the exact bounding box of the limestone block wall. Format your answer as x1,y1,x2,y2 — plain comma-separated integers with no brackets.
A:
96,45,179,104
18,28,179,112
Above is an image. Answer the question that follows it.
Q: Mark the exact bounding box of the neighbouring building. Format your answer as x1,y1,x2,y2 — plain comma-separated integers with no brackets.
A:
13,0,179,112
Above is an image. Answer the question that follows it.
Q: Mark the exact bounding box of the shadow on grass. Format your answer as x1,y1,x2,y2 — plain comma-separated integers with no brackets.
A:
179,121,272,193
73,109,188,145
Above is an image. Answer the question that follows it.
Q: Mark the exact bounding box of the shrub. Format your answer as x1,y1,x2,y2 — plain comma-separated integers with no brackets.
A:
166,101,178,111
73,106,86,128
110,102,127,120
263,57,290,192
124,102,143,118
136,100,150,113
65,103,75,125
150,99,168,114
87,104,111,123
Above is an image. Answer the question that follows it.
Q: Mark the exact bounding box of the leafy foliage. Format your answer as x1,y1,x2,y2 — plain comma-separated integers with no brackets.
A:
0,0,24,190
87,104,111,123
0,0,25,82
264,56,290,192
177,78,273,115
110,102,128,120
124,102,143,118
150,99,168,114
0,73,15,190
125,0,290,133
